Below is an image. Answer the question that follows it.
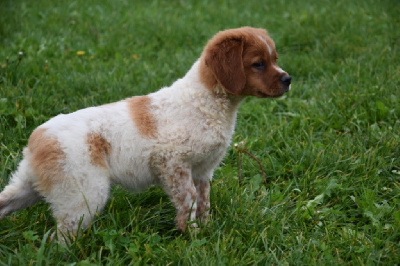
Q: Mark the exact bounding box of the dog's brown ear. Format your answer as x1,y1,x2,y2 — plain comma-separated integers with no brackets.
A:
204,38,246,95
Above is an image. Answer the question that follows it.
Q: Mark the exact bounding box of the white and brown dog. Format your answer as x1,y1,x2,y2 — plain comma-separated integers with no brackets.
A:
0,27,291,239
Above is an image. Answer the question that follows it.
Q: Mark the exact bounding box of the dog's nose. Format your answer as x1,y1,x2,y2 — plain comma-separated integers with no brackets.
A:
281,75,292,87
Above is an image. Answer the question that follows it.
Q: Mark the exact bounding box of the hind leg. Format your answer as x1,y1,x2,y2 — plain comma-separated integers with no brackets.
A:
45,172,111,243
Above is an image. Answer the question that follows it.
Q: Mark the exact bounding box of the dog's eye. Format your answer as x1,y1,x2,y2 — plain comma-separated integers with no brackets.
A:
252,62,265,70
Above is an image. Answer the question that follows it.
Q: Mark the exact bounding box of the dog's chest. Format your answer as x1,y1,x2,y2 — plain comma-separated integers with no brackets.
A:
148,101,236,175
155,101,236,159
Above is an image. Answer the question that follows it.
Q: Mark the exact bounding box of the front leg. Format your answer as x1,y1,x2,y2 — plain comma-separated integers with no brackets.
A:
158,164,197,232
194,179,210,223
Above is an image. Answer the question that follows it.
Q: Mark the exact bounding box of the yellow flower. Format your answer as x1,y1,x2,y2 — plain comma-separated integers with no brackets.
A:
77,51,85,56
132,54,138,60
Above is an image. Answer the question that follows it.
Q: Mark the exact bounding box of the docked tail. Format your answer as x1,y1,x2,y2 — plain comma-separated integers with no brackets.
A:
0,158,41,219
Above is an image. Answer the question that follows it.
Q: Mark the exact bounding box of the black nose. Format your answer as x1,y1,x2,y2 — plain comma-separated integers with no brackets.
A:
281,75,292,86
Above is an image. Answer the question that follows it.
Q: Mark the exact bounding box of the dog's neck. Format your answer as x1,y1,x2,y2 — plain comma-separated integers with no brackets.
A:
198,58,218,92
181,60,244,131
194,59,245,105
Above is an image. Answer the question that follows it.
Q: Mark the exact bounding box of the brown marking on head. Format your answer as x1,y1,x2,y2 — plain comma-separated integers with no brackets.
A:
28,127,66,194
199,26,291,98
86,132,111,168
200,33,246,95
127,96,157,138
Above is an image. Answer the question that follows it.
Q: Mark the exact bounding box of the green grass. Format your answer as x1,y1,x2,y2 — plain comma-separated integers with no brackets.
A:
1,0,399,264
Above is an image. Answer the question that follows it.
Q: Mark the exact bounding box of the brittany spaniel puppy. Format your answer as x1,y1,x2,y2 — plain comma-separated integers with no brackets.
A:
0,27,291,240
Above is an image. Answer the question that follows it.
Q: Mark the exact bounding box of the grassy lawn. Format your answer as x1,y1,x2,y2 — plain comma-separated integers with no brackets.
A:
1,0,399,264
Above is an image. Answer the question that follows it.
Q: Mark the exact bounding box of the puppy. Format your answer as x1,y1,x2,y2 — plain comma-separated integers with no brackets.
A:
0,27,291,240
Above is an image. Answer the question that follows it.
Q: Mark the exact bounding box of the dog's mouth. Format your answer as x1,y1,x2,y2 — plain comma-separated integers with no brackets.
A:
255,90,286,98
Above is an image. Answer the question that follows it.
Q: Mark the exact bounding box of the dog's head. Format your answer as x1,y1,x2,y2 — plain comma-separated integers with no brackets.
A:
200,27,291,98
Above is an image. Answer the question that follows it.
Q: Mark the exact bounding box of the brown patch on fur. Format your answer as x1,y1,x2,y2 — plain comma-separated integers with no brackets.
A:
28,127,65,194
127,96,157,138
86,132,111,168
199,27,289,98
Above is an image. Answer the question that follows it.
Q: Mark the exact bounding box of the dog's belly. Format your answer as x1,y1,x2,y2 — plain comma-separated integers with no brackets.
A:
110,170,159,192
107,147,158,192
